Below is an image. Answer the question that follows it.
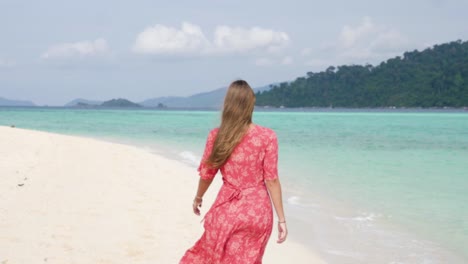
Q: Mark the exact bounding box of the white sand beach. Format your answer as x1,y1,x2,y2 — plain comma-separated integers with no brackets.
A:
0,126,325,263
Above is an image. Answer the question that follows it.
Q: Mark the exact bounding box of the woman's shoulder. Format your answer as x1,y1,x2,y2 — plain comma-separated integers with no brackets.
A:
207,127,220,138
209,127,220,133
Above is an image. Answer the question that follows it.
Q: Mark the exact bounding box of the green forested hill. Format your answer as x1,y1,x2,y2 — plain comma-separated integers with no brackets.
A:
256,40,468,108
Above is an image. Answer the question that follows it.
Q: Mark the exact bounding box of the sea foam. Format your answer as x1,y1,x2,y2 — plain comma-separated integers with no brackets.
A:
334,212,379,222
178,151,200,167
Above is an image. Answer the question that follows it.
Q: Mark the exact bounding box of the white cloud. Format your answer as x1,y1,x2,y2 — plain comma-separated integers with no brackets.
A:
302,17,410,68
132,22,209,55
132,22,290,56
213,26,289,53
340,16,375,48
337,17,409,60
42,38,109,59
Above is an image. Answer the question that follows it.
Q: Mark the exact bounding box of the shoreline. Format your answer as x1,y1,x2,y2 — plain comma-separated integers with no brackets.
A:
0,126,325,263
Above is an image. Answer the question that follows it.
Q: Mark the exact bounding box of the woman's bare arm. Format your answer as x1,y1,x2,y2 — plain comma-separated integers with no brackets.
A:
265,178,288,243
193,178,213,215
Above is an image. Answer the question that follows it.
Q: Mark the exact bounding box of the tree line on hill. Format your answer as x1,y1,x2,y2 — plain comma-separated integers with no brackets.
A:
71,98,142,108
255,40,468,108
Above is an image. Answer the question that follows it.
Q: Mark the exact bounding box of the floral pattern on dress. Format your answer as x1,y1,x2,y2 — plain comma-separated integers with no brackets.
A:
180,125,279,264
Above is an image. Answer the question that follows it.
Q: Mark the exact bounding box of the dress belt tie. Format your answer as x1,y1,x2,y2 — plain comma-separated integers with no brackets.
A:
201,183,264,223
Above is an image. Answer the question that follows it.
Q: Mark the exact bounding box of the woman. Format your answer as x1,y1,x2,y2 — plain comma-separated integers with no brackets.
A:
180,80,287,264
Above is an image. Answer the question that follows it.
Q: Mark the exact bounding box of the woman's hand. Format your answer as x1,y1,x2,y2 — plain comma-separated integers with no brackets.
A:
277,222,288,243
192,197,203,216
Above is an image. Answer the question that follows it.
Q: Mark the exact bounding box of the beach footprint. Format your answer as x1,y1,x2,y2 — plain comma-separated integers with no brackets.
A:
17,177,28,187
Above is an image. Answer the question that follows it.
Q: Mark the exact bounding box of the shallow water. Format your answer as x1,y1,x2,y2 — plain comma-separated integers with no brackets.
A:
1,107,467,263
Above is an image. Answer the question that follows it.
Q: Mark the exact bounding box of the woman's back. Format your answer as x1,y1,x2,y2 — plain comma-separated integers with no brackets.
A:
220,124,278,187
198,124,278,186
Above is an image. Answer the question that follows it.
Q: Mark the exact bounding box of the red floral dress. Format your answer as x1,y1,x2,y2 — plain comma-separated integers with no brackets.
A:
180,124,279,264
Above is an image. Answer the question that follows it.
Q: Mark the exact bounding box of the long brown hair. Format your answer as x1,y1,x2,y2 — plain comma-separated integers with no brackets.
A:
206,80,256,168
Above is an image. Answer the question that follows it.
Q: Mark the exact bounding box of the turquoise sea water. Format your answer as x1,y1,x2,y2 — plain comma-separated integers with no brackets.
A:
1,107,467,263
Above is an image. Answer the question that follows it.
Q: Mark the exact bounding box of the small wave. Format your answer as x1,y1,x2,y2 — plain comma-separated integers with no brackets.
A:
287,196,301,205
178,151,200,166
335,213,379,222
286,196,320,208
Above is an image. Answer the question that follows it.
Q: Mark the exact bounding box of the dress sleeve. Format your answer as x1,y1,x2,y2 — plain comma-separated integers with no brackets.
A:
197,129,219,180
263,131,279,181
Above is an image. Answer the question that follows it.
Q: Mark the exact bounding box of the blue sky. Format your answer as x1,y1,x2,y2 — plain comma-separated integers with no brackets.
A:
1,0,467,105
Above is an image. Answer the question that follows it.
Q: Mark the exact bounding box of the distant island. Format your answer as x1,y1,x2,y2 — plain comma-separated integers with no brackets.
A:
66,98,141,108
100,98,141,108
65,98,103,107
0,97,35,107
256,40,468,108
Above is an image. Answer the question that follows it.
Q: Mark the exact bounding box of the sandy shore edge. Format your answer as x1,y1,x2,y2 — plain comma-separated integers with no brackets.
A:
0,126,325,263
